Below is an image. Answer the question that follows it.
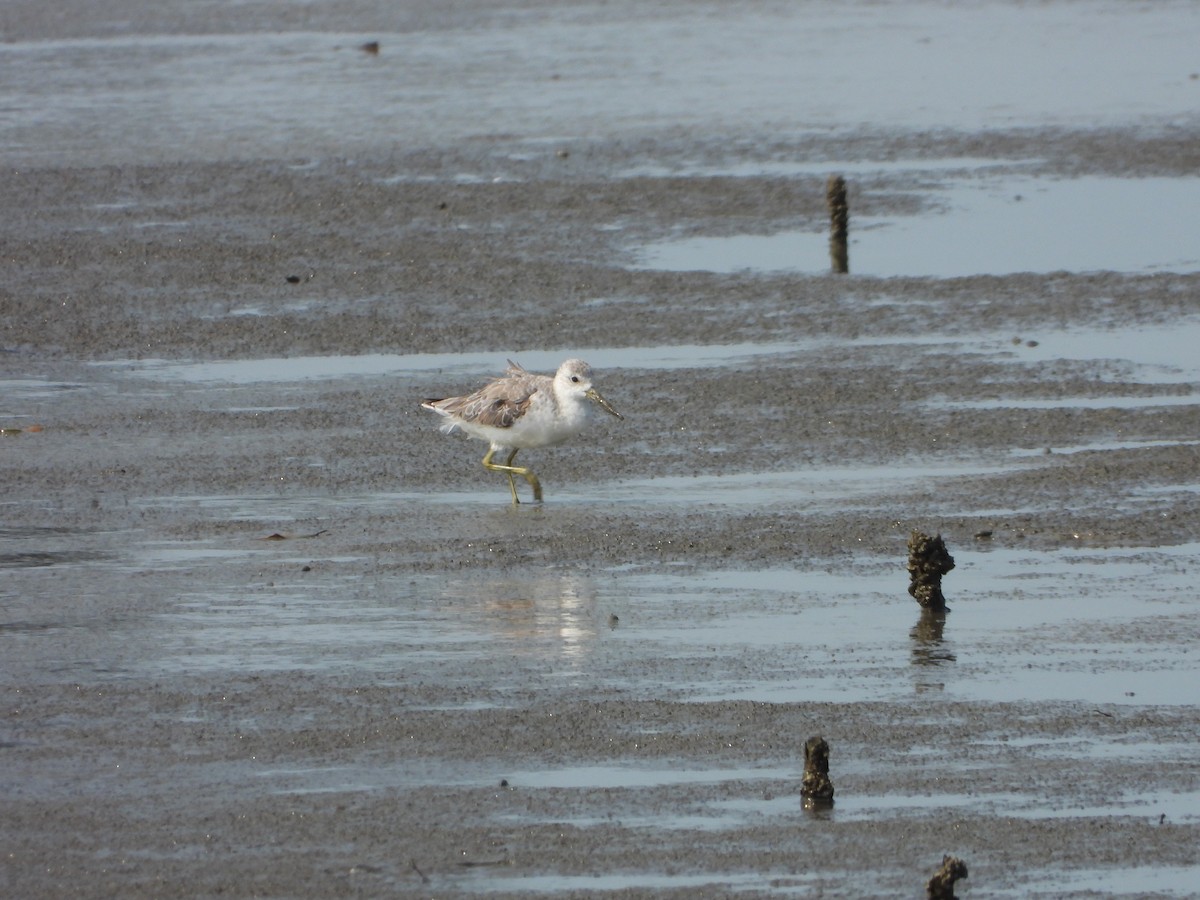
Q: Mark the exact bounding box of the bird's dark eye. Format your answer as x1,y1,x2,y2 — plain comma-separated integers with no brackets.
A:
570,375,580,383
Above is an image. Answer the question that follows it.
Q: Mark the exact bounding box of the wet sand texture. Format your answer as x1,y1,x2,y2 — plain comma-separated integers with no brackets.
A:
4,0,1200,897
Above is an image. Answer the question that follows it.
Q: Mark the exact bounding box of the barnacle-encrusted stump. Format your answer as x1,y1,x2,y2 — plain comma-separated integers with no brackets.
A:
907,531,955,611
926,854,969,899
800,735,834,808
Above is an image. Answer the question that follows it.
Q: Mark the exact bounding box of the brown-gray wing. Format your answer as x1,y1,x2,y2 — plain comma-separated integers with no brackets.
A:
434,381,537,429
466,393,533,428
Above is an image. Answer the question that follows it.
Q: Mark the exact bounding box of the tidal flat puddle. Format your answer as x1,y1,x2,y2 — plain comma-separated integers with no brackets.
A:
89,314,1200,416
6,2,1196,166
110,438,1037,522
636,175,1200,278
612,549,1200,707
459,872,803,895
551,460,1018,509
989,864,1200,898
92,342,808,385
0,378,91,401
500,764,793,792
707,786,1200,825
130,542,1200,711
488,771,1200,829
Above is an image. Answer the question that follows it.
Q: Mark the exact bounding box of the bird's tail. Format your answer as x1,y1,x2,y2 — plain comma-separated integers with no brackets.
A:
421,399,462,434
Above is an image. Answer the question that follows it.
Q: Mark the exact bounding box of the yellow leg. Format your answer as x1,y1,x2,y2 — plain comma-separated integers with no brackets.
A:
481,447,543,504
500,449,519,504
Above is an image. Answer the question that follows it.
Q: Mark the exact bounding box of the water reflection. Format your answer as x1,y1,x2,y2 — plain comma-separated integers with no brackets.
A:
910,608,956,666
802,801,836,819
911,608,956,695
440,574,601,666
636,176,1200,277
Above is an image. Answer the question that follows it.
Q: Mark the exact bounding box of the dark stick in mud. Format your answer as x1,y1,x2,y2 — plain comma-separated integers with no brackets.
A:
827,174,849,274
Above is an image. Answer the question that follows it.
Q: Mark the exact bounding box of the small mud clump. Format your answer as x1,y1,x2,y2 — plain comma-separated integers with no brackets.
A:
926,854,969,899
907,531,955,611
800,735,835,808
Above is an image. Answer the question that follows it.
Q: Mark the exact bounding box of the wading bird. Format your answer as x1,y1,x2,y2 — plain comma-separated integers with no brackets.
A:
421,359,623,504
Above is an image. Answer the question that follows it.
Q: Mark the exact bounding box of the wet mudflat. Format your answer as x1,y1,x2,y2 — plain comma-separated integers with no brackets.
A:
4,0,1200,897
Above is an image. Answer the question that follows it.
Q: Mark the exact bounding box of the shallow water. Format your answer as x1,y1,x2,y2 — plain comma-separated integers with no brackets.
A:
91,315,1200,391
459,863,1200,897
25,313,1200,718
3,2,1198,165
116,536,1200,710
718,787,1200,823
1004,866,1200,898
637,175,1200,277
94,343,808,385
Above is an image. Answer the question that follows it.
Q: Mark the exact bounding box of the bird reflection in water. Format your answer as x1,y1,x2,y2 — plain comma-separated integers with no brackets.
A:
449,575,605,665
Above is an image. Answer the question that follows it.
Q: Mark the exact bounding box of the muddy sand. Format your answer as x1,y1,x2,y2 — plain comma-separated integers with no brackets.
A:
3,1,1200,897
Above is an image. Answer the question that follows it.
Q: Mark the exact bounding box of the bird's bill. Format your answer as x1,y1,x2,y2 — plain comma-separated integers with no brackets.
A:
586,388,624,420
